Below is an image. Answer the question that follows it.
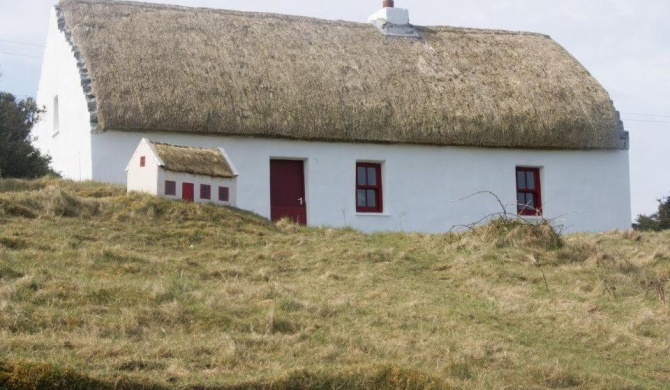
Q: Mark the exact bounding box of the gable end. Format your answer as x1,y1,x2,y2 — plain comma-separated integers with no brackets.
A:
55,4,99,132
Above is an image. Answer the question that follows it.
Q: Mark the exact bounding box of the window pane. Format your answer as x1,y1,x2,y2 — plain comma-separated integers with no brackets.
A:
357,166,367,186
517,192,526,208
367,189,377,208
526,193,535,208
367,167,377,186
517,170,526,189
219,186,229,202
526,171,535,190
200,184,211,200
165,180,176,196
357,189,367,207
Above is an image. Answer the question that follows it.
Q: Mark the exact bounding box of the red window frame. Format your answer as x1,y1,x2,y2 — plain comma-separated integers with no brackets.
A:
356,162,383,213
218,186,230,202
165,180,176,196
200,184,211,200
139,156,146,167
516,167,542,216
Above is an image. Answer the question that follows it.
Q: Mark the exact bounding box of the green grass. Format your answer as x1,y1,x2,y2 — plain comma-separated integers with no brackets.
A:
0,179,669,389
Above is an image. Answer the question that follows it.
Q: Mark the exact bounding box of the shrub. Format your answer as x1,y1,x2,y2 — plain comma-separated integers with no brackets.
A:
634,195,670,231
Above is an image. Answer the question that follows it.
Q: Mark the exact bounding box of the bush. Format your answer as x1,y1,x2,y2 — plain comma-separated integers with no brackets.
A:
634,195,670,231
0,92,57,179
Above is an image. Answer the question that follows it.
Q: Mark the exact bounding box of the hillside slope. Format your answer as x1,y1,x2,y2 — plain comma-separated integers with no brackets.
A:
0,179,668,389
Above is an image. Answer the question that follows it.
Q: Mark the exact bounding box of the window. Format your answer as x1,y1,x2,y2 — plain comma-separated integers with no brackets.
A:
139,156,146,167
165,180,176,196
200,184,211,200
516,167,542,215
218,186,229,202
356,162,383,213
52,95,59,136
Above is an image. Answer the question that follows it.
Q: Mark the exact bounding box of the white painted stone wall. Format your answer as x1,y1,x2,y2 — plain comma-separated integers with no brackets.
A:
126,139,159,194
91,130,632,233
33,8,93,181
156,171,237,207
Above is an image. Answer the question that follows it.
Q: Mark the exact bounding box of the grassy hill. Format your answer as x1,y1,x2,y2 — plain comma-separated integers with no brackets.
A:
0,179,668,389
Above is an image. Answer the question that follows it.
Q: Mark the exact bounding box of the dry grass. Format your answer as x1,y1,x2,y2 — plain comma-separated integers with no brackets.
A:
1,179,669,389
57,0,623,150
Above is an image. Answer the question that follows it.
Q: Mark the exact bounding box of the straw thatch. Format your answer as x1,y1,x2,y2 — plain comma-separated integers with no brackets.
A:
151,142,236,178
57,0,626,150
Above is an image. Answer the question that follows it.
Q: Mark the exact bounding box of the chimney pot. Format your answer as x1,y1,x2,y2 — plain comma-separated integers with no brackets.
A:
383,0,394,8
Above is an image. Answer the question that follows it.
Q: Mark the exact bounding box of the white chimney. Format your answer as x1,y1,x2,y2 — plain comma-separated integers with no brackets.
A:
368,1,420,38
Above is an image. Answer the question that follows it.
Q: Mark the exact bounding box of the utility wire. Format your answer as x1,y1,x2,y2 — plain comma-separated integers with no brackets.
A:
0,38,45,48
622,112,670,119
625,119,670,124
0,50,42,59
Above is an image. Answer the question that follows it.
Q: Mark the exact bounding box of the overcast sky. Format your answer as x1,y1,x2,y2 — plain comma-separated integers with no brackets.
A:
1,0,668,220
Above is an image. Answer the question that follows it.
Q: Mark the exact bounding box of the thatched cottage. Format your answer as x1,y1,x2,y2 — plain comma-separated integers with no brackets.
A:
126,139,237,206
33,0,631,232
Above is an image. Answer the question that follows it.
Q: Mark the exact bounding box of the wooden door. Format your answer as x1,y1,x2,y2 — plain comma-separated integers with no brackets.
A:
270,160,306,225
182,182,194,202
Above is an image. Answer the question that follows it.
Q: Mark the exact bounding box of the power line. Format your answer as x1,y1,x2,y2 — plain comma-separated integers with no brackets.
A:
625,119,670,124
0,50,42,59
622,112,670,119
0,38,45,48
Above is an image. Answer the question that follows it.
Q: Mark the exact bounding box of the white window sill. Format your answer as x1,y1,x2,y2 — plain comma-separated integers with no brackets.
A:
516,215,545,221
355,212,392,218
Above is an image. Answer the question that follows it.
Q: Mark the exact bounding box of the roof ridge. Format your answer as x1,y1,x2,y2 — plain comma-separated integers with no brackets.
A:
150,141,219,150
59,0,546,37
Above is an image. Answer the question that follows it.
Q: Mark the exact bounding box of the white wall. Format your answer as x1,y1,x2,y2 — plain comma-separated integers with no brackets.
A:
126,140,159,194
157,170,237,206
32,9,93,180
91,131,632,233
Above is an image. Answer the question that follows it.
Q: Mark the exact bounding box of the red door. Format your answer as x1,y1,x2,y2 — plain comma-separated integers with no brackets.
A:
182,182,194,202
270,160,306,225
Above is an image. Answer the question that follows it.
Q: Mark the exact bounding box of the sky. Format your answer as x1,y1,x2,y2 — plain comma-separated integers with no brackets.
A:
0,0,669,220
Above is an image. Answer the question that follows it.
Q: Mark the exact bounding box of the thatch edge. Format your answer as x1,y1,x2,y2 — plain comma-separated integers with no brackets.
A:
145,139,165,166
217,146,239,177
54,4,99,132
113,129,627,151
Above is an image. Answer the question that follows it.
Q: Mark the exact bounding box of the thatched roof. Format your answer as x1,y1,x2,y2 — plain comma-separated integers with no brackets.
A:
57,0,626,150
150,141,236,178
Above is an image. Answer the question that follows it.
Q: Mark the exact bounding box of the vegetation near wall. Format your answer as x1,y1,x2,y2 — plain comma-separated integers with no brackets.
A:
634,195,670,231
0,179,668,389
0,91,56,179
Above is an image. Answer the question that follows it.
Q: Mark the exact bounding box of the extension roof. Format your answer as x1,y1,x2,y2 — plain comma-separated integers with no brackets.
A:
57,0,626,150
150,141,236,179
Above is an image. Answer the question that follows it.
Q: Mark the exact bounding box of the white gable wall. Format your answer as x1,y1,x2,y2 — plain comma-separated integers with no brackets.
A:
92,130,631,233
33,9,93,180
126,139,159,194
